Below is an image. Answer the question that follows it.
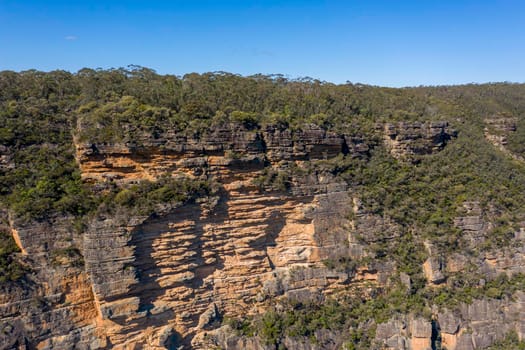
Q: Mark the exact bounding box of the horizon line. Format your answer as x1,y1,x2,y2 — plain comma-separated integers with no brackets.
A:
2,65,524,89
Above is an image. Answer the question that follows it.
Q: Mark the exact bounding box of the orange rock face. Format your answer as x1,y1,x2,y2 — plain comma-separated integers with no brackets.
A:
73,125,365,348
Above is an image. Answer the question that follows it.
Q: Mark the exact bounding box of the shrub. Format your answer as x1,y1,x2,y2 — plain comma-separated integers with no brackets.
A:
0,229,26,283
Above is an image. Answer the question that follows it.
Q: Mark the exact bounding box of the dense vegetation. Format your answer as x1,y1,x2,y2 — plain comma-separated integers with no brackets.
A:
97,175,216,217
1,67,525,347
226,273,525,348
0,227,25,283
485,332,525,350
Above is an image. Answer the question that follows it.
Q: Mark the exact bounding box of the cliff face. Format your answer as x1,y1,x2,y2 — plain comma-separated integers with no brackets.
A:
2,118,524,350
1,124,365,349
484,116,524,162
0,215,102,349
77,124,366,348
382,121,455,161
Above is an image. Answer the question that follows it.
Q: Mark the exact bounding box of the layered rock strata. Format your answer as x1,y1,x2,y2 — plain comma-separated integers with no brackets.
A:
78,124,368,347
4,123,372,349
6,121,524,349
0,216,101,349
484,116,524,161
382,121,455,161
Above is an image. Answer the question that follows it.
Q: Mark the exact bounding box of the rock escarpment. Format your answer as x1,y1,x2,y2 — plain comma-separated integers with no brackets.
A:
374,294,525,350
2,120,525,350
2,123,372,349
0,215,102,349
382,121,455,161
484,115,524,162
451,201,525,278
74,123,368,185
194,292,525,350
77,124,367,348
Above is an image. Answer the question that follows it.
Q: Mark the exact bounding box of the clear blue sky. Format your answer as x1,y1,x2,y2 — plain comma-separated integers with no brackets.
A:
0,0,524,86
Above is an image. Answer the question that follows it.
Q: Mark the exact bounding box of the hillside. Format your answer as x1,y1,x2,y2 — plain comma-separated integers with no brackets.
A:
1,67,525,349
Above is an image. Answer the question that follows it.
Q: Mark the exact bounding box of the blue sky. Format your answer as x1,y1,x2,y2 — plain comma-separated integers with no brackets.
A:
0,0,524,86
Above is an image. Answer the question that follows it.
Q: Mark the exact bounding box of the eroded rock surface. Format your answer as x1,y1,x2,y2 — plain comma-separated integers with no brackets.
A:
382,121,455,161
484,115,524,161
4,120,524,350
4,123,368,349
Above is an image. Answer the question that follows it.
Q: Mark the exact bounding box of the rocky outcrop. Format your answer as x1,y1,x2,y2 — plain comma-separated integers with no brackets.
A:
423,242,446,286
0,217,102,349
485,117,518,134
194,293,525,350
2,122,373,349
484,116,524,161
7,119,525,350
194,325,344,350
53,123,365,348
74,123,368,185
452,201,525,278
437,294,525,350
382,121,455,161
84,184,357,348
453,201,489,249
373,294,525,350
375,317,432,350
82,190,356,347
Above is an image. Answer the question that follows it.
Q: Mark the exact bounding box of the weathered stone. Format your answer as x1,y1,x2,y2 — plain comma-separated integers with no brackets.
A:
197,303,219,329
382,121,455,161
439,312,461,335
423,256,446,285
483,116,524,161
4,119,523,350
400,272,411,290
410,318,432,338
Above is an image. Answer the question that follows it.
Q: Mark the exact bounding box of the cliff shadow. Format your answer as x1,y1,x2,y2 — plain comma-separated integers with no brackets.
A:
248,202,288,270
189,192,229,290
127,196,228,327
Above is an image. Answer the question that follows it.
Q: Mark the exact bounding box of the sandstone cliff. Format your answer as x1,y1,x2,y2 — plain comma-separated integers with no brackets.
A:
2,123,367,348
3,119,522,350
2,71,525,350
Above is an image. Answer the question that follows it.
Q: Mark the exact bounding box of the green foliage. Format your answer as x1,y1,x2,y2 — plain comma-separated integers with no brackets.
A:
258,310,285,345
229,110,261,129
2,69,525,349
252,168,292,192
224,317,255,337
232,275,525,347
50,247,84,267
428,273,525,307
346,115,525,265
5,145,96,221
0,91,97,222
77,95,175,143
481,219,516,250
322,257,358,274
306,113,333,129
485,331,525,350
97,176,215,217
0,229,26,283
229,287,429,349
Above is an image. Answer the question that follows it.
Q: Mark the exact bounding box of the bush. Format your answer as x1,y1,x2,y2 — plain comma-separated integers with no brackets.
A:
0,229,26,283
229,111,261,129
97,176,216,217
50,247,84,267
485,331,525,350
